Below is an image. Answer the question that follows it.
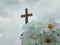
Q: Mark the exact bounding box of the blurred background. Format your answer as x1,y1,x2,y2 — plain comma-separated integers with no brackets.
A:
0,0,60,45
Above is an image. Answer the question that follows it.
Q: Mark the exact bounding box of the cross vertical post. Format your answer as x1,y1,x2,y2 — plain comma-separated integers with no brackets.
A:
25,8,28,24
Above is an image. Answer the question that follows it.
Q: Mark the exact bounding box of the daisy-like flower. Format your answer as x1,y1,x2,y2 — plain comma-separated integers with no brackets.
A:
36,29,60,45
20,30,41,45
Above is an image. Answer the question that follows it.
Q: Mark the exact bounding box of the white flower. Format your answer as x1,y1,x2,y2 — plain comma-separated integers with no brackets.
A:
20,19,60,45
36,32,58,45
21,21,38,31
20,30,41,45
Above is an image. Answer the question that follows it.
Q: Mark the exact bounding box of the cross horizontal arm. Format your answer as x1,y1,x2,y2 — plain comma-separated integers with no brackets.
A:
21,15,25,17
28,13,33,16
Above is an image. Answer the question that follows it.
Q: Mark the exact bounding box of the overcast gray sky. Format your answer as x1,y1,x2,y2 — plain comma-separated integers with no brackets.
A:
0,0,60,45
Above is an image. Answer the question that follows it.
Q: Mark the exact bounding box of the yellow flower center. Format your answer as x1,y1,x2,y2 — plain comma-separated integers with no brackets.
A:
44,37,52,43
48,24,54,29
29,33,37,39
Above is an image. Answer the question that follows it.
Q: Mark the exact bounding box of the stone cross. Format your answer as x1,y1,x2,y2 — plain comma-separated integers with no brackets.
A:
21,8,33,24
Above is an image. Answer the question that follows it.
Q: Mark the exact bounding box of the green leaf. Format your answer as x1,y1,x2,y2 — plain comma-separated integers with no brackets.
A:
32,25,35,29
51,29,56,33
37,33,43,37
27,42,31,45
55,43,59,45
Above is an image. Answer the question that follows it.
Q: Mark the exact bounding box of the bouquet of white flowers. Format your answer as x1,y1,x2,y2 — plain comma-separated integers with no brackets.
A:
20,20,60,45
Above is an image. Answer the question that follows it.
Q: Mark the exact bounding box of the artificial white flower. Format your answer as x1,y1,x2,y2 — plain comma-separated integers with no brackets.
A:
21,21,38,31
20,20,60,45
20,30,40,45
